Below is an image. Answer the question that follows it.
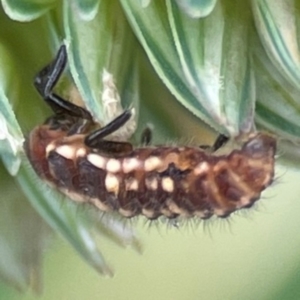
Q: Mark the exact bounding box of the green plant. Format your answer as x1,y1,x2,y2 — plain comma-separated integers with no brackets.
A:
1,0,300,298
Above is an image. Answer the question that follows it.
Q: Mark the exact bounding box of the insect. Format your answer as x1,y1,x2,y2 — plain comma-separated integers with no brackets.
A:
25,45,277,220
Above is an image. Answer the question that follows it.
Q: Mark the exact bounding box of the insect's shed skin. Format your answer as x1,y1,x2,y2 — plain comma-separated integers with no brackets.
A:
25,126,276,220
25,44,277,221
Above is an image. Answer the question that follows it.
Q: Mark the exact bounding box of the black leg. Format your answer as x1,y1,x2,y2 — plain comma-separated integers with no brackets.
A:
34,45,67,97
212,134,229,151
86,140,133,156
34,45,92,121
84,110,133,154
140,126,152,146
85,110,132,145
199,134,229,152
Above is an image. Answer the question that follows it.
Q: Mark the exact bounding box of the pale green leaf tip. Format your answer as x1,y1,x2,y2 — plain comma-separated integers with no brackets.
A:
78,248,112,277
0,114,24,175
0,114,23,156
94,261,114,277
98,215,143,253
73,0,100,21
175,0,217,18
1,0,54,22
252,0,300,89
138,0,151,8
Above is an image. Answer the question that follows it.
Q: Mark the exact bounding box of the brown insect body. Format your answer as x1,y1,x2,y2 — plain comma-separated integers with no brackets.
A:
26,45,276,221
25,124,276,220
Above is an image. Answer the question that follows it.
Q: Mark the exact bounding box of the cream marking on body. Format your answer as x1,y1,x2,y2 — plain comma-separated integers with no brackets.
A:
261,173,272,186
125,178,139,191
194,162,210,175
213,161,225,172
61,190,111,213
194,210,210,219
225,167,253,195
142,208,156,219
164,152,179,164
247,159,274,185
167,199,181,214
239,195,254,207
46,143,56,155
160,207,174,218
55,145,76,160
60,188,86,203
157,153,179,172
76,147,87,157
166,199,190,217
90,197,111,212
119,208,135,218
87,153,107,169
144,156,163,172
105,173,120,194
106,158,122,173
214,208,228,217
162,177,174,193
145,177,158,190
123,158,141,173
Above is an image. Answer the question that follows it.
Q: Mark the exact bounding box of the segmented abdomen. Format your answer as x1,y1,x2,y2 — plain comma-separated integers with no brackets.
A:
25,126,276,220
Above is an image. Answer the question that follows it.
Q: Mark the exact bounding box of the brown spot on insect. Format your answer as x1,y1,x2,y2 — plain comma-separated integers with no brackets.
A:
145,177,158,191
25,45,277,222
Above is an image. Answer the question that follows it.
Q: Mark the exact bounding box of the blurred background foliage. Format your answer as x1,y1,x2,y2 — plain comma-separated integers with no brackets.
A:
1,0,300,299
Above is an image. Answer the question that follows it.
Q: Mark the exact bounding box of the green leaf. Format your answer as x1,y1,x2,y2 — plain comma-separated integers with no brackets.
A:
0,163,49,293
252,0,300,89
252,0,300,159
254,34,300,140
0,8,140,282
64,0,140,128
121,0,255,136
0,44,24,175
92,213,142,253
